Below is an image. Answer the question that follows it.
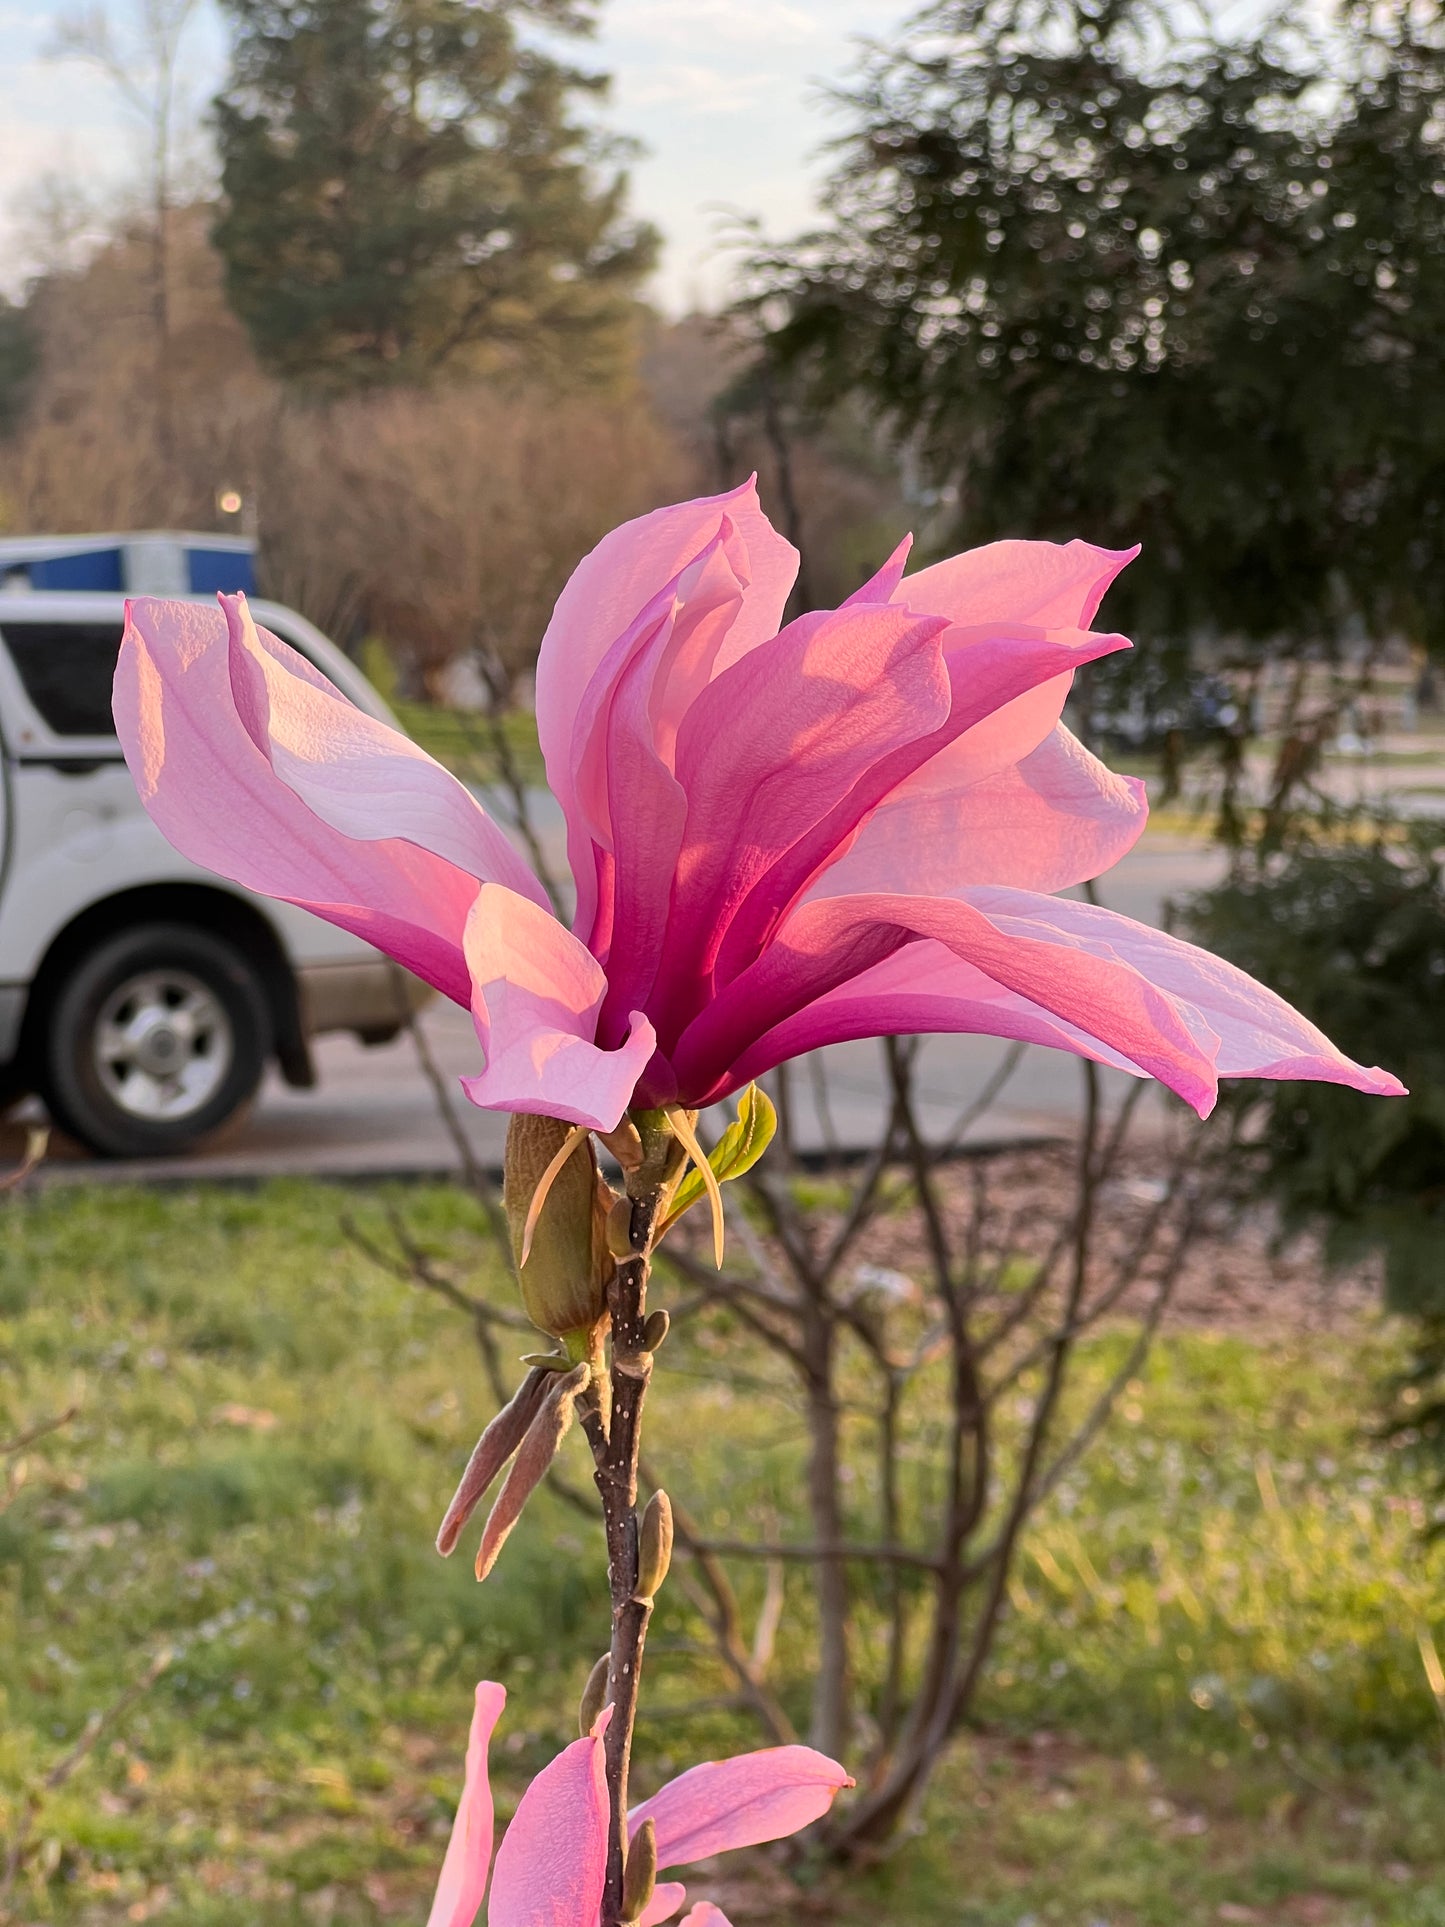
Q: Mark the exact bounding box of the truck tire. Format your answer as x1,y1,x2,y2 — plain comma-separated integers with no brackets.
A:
42,923,270,1158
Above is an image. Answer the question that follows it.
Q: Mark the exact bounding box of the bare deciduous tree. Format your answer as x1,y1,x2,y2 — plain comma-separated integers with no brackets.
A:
48,0,202,453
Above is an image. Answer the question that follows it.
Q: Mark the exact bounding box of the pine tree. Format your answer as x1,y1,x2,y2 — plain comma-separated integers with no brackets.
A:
212,0,657,389
745,0,1445,662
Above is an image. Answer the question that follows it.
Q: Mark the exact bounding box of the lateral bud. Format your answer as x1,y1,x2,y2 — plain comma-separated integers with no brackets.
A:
605,1195,635,1260
621,1818,657,1924
578,1652,611,1736
642,1308,670,1353
636,1489,674,1601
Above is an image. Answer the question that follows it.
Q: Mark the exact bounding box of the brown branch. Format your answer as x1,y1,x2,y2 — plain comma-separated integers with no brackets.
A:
672,1535,943,1571
581,1158,677,1927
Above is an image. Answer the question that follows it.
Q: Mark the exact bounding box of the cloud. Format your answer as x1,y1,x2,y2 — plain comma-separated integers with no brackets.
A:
609,0,822,49
621,61,790,114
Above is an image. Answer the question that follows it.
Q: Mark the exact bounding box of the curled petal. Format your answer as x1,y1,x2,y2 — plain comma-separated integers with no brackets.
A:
629,1745,852,1870
701,622,1133,998
647,602,952,1041
897,536,1138,631
963,889,1407,1093
460,885,656,1130
219,593,548,907
426,1682,506,1927
869,539,1141,842
115,597,513,1004
487,1726,609,1927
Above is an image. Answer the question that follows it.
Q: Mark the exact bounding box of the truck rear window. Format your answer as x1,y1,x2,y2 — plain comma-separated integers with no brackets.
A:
0,620,123,737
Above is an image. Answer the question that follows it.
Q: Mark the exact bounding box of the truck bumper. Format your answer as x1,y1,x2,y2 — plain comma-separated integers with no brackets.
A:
295,960,434,1046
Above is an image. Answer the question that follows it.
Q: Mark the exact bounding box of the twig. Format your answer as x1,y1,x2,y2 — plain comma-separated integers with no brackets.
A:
0,1406,77,1459
0,1648,171,1912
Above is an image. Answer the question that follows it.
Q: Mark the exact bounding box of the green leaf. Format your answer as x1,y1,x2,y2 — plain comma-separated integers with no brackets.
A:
664,1085,777,1227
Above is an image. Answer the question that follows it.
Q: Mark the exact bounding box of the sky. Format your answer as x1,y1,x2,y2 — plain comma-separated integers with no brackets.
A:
0,0,917,312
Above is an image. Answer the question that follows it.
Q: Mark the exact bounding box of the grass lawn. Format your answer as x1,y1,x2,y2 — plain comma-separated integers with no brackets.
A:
1,1181,1442,1925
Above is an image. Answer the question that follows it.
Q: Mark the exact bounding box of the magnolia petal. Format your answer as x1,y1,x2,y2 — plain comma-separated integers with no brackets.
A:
674,892,1226,1118
220,594,548,908
705,625,1133,995
563,537,743,952
638,1882,689,1926
629,1745,852,1870
897,536,1138,631
810,726,1149,899
722,940,1149,1091
536,479,797,850
677,887,1404,1117
648,602,952,1042
460,884,656,1129
425,1682,506,1927
962,889,1408,1094
679,1910,733,1927
487,1728,609,1927
115,597,489,1004
843,533,914,606
876,539,1140,825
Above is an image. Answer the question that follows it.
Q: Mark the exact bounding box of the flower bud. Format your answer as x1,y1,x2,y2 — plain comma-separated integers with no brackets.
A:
474,1362,588,1582
435,1367,550,1556
622,1819,658,1923
503,1114,611,1341
636,1489,674,1601
578,1653,611,1735
642,1308,670,1353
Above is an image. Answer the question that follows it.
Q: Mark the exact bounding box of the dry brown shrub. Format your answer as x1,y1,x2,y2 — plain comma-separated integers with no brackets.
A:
1,210,696,688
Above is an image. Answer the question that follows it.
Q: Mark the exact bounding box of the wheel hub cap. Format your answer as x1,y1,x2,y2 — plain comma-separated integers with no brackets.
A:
93,968,235,1123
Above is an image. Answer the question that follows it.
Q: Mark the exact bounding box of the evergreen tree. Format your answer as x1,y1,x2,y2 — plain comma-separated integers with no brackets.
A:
745,0,1445,661
212,0,656,389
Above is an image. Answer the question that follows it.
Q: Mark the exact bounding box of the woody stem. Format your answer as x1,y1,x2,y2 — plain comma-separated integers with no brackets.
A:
580,1186,662,1927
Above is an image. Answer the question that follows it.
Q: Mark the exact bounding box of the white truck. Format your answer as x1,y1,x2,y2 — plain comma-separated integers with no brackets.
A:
0,575,424,1157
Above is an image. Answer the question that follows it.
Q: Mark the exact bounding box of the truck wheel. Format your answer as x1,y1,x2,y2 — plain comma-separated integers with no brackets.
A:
43,924,270,1158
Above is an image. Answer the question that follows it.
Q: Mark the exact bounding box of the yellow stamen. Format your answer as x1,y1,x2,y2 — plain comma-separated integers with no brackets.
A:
665,1108,725,1268
519,1122,589,1267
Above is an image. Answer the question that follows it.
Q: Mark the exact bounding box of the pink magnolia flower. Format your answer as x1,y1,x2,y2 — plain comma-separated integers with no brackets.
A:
113,481,1403,1131
426,1681,850,1927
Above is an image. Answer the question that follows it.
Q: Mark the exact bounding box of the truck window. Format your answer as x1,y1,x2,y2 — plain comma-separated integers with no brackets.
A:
0,620,124,737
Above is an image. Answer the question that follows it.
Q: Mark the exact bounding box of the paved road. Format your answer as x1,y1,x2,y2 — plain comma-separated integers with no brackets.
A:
10,835,1227,1186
